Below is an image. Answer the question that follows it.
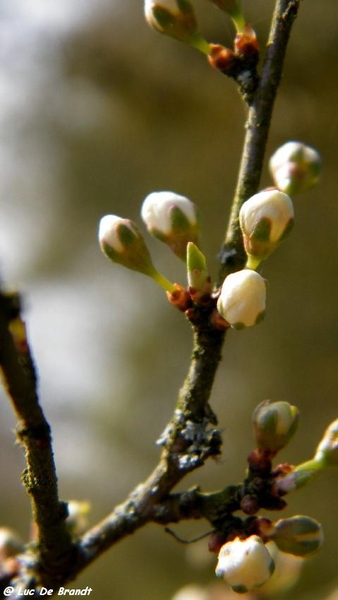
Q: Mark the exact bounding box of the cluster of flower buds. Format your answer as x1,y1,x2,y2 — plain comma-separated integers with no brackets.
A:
214,523,323,595
269,141,322,196
212,398,329,594
144,0,259,92
99,191,202,303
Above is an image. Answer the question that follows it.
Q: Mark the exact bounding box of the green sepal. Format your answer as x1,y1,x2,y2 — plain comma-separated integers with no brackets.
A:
251,218,272,242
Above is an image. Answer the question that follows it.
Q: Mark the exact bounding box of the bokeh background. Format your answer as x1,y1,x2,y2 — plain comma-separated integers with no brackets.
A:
0,1,338,599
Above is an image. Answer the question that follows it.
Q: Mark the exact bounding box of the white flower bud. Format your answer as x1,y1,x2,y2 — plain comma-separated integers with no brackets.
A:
253,400,299,453
239,189,294,266
99,214,175,291
215,536,275,593
99,215,155,275
269,141,321,195
144,0,210,53
217,269,266,329
141,191,199,260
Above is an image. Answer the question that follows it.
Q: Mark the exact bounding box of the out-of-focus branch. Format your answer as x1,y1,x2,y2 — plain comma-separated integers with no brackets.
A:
0,292,74,587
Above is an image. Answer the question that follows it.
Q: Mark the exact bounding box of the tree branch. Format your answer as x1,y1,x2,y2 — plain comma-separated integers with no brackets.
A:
0,292,75,586
0,0,301,594
219,0,300,280
72,0,301,577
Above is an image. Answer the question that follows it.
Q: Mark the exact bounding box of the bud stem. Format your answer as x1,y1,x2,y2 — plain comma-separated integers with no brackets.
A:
245,255,262,270
151,270,176,292
229,9,246,33
191,35,211,55
295,457,324,473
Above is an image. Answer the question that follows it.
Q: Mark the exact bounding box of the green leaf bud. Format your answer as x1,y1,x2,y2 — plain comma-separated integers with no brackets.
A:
239,189,294,267
314,418,338,468
99,215,175,291
215,535,275,593
217,269,266,329
141,191,200,261
186,242,211,301
253,400,299,453
269,141,322,195
144,0,210,53
271,516,323,557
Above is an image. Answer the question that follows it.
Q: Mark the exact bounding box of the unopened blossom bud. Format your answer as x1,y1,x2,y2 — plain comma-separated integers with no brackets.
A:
141,191,199,261
205,0,245,32
99,215,175,291
239,189,294,268
186,242,211,301
217,269,266,329
145,0,210,54
314,419,338,468
271,516,323,557
215,535,275,593
269,141,321,195
253,400,299,454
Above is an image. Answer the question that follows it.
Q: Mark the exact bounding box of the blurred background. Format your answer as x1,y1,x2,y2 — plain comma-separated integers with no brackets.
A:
0,0,338,598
